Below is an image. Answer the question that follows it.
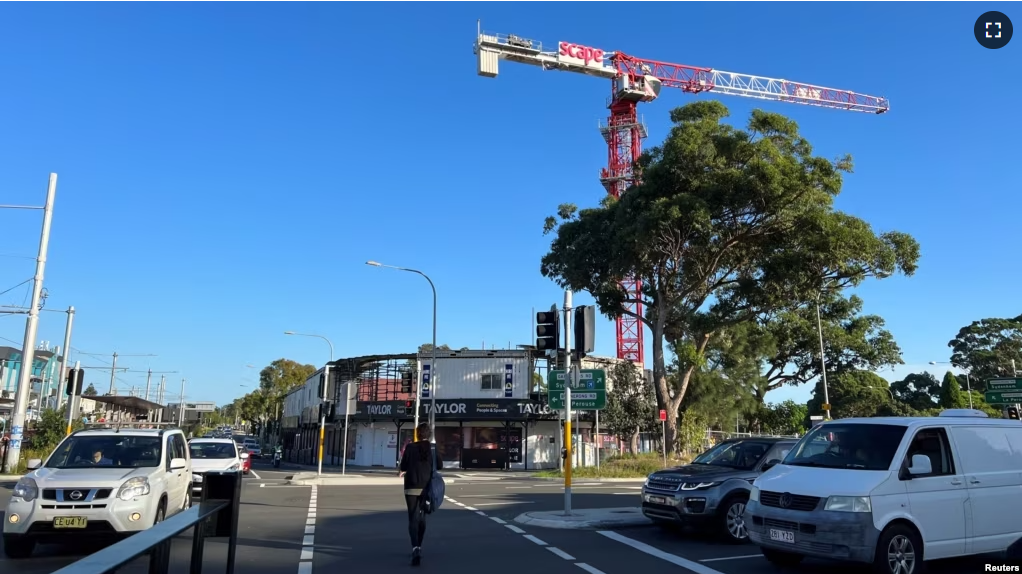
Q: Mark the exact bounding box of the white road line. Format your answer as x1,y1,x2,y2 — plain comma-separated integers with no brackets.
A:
547,547,575,561
260,484,265,488
700,554,763,563
506,486,535,489
489,517,507,524
305,525,315,534
464,506,478,511
612,492,637,495
306,518,315,525
249,469,262,479
505,524,527,534
302,534,314,546
475,511,487,516
300,547,313,560
454,502,466,507
472,501,533,506
575,563,607,574
297,561,312,574
297,488,317,570
597,531,726,574
523,534,547,546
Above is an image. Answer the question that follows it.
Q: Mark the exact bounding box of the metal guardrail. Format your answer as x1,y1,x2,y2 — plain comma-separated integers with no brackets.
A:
51,470,242,574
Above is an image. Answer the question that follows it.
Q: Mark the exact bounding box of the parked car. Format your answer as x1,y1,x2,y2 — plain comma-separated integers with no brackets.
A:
243,438,261,459
3,425,193,558
641,436,797,543
746,409,1022,574
188,439,245,496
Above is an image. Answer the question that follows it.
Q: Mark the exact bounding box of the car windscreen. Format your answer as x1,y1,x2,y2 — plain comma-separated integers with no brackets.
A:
782,423,908,471
45,436,163,469
692,441,771,470
190,442,237,459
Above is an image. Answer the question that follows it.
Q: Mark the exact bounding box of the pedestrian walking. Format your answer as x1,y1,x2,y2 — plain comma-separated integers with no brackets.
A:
398,422,442,566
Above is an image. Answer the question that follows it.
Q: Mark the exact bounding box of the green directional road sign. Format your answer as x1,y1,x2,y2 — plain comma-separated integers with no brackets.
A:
547,369,607,410
987,378,1022,392
984,390,1022,404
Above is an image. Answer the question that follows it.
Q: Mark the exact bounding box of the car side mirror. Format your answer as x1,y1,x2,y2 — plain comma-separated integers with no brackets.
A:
762,458,780,472
26,458,42,471
170,457,188,471
908,454,932,476
239,452,249,459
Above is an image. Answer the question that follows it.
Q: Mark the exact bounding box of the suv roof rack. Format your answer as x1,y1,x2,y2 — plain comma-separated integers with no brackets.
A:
938,409,990,418
78,422,179,433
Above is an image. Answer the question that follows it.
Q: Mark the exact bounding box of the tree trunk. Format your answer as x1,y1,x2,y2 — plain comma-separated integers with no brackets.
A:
651,312,676,453
630,429,640,454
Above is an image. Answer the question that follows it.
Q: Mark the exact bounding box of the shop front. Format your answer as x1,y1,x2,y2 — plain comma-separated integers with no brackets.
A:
346,398,560,470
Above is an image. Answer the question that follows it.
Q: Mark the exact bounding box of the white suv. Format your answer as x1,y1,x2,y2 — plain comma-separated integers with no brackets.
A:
188,438,244,496
3,425,192,558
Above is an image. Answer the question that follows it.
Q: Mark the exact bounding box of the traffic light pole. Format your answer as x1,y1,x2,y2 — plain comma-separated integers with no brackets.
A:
66,361,81,435
56,306,75,411
563,289,573,516
318,364,330,476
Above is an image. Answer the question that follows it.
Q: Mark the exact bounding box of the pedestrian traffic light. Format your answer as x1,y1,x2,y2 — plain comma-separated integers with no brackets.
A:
574,305,596,360
65,368,85,396
536,307,560,351
1009,406,1020,420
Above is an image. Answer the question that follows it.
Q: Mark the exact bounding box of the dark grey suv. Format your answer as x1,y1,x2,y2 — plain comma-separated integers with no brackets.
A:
642,437,797,543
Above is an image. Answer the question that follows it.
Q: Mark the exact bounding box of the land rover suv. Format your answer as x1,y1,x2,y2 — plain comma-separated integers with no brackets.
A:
2,424,193,558
642,437,797,543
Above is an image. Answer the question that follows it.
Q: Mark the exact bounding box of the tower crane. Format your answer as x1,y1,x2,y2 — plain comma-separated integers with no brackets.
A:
474,22,890,366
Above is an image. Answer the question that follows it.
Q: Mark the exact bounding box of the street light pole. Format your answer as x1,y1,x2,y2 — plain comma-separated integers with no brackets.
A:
284,331,334,476
366,261,438,443
5,174,58,474
56,306,75,411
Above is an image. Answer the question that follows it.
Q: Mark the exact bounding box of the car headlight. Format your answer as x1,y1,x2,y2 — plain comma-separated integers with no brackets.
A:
117,477,151,501
824,495,871,513
13,477,39,502
228,463,240,471
680,481,721,491
749,486,760,502
643,477,650,487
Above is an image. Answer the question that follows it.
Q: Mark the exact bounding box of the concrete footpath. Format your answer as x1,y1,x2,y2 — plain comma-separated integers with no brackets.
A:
514,507,652,529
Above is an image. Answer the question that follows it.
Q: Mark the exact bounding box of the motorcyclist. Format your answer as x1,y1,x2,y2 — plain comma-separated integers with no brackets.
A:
273,443,283,467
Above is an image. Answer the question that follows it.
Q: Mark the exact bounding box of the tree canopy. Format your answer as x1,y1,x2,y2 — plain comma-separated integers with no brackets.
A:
947,315,1022,389
540,101,920,452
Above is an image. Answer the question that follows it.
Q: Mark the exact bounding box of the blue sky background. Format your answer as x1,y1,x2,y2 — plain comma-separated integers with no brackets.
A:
0,2,1017,407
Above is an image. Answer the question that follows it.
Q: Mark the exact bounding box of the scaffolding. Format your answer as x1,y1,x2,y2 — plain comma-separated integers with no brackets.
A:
327,353,417,403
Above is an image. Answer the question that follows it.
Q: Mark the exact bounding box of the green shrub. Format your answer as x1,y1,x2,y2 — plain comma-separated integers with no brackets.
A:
533,452,690,479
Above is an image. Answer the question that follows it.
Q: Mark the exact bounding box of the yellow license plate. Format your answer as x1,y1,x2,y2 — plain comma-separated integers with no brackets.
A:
53,516,87,529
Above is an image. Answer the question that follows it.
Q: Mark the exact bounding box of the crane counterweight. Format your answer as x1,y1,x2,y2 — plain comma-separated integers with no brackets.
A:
475,23,890,366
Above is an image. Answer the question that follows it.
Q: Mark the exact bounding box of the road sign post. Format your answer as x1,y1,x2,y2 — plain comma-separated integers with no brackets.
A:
659,409,667,467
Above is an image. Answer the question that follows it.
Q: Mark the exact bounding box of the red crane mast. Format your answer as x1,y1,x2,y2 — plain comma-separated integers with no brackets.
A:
475,23,890,367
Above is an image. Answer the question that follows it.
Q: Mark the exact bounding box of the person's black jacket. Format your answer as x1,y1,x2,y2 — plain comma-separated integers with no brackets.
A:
400,440,443,490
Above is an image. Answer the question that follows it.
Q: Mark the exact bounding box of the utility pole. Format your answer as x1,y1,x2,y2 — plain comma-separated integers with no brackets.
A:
109,352,118,395
5,173,58,474
178,379,186,425
144,369,153,402
55,306,75,410
158,375,166,404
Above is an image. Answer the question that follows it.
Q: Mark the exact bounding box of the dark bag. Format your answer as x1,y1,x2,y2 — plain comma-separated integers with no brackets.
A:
421,444,445,514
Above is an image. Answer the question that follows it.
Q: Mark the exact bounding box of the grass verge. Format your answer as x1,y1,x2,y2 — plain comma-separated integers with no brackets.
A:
532,452,690,479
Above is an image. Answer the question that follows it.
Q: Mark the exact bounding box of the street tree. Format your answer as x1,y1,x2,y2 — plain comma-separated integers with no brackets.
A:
947,315,1022,389
540,102,920,452
83,383,97,396
890,372,940,411
601,361,658,453
759,400,808,436
939,370,967,409
259,358,316,421
806,370,893,419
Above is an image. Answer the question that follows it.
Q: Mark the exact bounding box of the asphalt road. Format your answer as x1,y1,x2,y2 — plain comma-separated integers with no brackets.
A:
1,467,1013,574
0,461,307,573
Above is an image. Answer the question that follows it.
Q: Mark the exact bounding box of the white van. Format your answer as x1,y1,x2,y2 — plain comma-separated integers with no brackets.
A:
746,409,1022,574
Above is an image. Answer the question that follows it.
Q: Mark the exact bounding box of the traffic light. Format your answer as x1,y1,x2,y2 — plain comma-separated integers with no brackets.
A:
401,371,413,393
536,306,560,351
1008,406,1020,420
65,368,85,396
318,372,327,400
574,305,596,360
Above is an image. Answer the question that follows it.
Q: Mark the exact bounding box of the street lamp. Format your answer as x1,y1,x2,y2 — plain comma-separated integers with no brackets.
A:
929,361,974,409
285,331,334,475
366,260,438,443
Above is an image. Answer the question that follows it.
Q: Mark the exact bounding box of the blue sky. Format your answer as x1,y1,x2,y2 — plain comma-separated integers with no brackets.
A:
0,3,1017,407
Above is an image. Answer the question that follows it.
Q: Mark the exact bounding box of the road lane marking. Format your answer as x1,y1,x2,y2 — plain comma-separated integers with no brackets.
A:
505,524,526,534
300,547,313,560
597,531,726,574
547,547,575,560
297,562,312,574
475,511,487,516
305,525,315,534
472,501,534,506
249,469,262,479
576,563,607,574
523,534,547,546
298,486,317,572
464,506,478,511
490,517,507,524
700,554,763,563
302,534,314,546
306,518,315,525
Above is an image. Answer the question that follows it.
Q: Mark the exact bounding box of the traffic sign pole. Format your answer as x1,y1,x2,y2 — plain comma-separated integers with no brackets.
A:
563,289,573,517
